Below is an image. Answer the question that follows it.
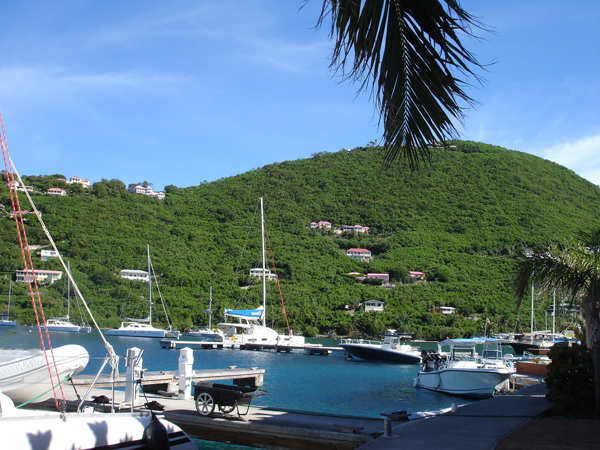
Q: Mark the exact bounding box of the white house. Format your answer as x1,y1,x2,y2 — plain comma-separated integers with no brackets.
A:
133,185,165,200
16,269,62,284
47,188,67,196
40,250,59,261
365,273,390,282
249,268,278,281
440,306,456,315
120,269,149,282
361,300,385,312
345,248,372,261
409,271,426,280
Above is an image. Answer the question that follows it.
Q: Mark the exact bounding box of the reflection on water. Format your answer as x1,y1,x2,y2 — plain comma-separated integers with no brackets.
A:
0,328,471,418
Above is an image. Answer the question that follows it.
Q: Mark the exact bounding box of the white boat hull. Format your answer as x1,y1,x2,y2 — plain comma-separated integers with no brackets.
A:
414,366,513,397
104,322,168,338
0,344,89,404
0,393,196,450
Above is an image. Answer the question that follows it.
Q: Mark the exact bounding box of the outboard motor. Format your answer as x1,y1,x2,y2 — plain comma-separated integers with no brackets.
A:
421,349,441,372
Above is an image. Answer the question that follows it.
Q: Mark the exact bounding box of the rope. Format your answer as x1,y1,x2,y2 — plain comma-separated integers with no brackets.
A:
0,113,67,411
264,223,291,334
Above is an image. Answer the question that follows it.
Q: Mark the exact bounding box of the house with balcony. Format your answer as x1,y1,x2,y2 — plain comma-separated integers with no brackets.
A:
120,269,149,282
365,273,390,282
133,185,165,200
40,250,59,261
340,224,370,235
360,300,385,312
249,268,278,281
16,269,62,284
345,248,372,261
47,188,67,196
440,306,456,315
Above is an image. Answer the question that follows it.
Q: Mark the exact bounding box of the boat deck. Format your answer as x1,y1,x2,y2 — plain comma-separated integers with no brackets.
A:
159,339,346,355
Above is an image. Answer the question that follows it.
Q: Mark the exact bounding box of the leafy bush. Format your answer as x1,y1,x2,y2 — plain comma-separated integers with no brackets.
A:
546,344,595,418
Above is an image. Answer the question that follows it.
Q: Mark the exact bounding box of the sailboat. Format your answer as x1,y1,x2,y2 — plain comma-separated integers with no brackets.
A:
0,280,16,326
45,261,91,333
217,198,305,347
105,244,180,338
0,114,196,450
187,286,225,341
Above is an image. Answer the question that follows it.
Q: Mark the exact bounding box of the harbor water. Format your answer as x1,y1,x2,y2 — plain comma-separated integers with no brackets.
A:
0,326,474,419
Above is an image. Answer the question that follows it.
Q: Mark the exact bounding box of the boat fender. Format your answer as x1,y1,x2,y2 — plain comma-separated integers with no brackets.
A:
143,414,170,450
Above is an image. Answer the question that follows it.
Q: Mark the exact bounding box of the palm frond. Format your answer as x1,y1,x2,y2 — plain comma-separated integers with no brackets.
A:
317,0,491,169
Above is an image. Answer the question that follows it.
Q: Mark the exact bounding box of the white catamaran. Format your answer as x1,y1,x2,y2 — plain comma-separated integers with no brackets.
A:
105,244,180,338
217,198,305,347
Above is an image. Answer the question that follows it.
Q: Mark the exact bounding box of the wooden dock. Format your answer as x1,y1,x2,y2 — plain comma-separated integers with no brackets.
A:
70,367,265,389
159,339,347,356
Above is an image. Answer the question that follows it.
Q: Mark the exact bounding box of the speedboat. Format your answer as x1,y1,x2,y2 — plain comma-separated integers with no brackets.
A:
339,330,421,364
413,338,515,397
0,344,89,404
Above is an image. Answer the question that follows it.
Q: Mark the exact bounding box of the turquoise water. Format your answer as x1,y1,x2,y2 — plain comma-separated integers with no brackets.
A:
0,327,465,418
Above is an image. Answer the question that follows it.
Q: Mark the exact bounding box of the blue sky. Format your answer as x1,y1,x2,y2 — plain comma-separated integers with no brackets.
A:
1,1,598,191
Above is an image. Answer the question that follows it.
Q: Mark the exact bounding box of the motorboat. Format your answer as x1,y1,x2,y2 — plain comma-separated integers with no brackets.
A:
0,344,89,404
413,338,515,397
503,331,556,354
105,244,180,339
339,330,421,364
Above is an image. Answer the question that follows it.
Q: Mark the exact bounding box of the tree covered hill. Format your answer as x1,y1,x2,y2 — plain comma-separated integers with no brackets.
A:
1,141,598,340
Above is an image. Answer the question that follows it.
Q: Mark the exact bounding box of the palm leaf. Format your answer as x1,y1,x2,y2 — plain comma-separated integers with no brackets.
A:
317,0,490,169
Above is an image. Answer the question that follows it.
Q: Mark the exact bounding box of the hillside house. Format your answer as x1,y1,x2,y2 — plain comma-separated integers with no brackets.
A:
120,269,149,282
133,185,165,200
16,269,62,284
47,188,67,196
69,176,90,187
318,221,332,229
440,306,456,315
409,271,426,280
309,222,318,228
360,300,385,312
40,250,59,261
341,224,370,235
345,248,372,261
365,273,390,282
7,181,33,192
249,268,278,281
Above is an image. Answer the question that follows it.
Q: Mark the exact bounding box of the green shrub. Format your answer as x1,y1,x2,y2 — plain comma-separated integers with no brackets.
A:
546,344,595,418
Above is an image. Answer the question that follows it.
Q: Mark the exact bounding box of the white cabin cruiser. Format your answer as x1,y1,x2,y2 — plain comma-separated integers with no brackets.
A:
339,330,421,364
413,338,515,397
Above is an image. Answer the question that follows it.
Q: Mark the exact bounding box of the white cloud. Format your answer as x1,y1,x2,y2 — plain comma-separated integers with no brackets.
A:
542,134,600,186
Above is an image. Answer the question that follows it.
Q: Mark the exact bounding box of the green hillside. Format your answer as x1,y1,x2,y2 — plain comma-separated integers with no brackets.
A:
1,141,598,340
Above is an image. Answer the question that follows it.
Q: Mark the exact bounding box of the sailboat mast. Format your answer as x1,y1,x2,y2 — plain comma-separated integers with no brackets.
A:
208,286,213,329
7,279,12,318
260,197,266,327
67,260,71,319
147,244,152,325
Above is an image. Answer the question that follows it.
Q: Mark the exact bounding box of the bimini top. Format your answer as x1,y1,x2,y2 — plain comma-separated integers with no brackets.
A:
224,305,264,321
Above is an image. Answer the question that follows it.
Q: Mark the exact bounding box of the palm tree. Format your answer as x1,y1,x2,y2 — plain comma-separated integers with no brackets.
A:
515,228,600,416
315,0,490,168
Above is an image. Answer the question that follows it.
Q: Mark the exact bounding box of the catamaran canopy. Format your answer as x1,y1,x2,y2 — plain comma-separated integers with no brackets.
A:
224,306,264,321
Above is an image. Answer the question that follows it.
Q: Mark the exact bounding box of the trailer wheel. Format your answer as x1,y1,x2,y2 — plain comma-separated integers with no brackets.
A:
195,392,215,416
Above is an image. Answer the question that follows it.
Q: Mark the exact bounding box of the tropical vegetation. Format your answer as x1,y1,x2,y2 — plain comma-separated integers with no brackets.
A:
1,141,599,342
